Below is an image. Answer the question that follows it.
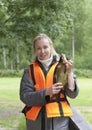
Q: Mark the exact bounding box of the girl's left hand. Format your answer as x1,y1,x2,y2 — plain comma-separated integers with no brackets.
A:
65,60,73,73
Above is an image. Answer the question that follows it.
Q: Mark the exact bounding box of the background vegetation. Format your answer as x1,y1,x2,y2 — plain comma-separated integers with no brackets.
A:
0,0,92,72
0,0,92,129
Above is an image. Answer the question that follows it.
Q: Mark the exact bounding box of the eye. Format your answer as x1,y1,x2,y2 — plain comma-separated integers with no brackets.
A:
36,47,41,51
44,45,48,49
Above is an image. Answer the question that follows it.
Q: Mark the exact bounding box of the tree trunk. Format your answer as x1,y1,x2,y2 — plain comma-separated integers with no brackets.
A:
3,46,7,69
16,44,20,70
72,26,75,61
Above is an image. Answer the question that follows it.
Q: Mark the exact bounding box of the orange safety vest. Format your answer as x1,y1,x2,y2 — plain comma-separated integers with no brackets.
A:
26,61,73,121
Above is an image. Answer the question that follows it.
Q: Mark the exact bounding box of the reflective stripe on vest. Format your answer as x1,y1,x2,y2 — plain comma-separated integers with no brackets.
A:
26,61,73,121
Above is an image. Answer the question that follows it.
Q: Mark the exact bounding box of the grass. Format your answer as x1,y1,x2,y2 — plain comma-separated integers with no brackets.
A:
0,77,24,129
69,78,92,106
0,77,92,129
0,78,20,101
68,78,92,126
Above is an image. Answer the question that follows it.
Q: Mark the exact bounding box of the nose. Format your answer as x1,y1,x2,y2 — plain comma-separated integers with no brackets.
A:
41,48,45,53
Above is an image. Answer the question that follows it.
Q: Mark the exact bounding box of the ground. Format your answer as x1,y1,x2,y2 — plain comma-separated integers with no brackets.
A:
0,101,23,130
0,105,92,130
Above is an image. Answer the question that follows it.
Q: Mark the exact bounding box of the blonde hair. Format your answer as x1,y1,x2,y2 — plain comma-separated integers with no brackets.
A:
33,33,58,56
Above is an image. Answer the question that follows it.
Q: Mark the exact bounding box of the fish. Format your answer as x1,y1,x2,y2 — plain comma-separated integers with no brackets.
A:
51,54,68,100
54,53,68,86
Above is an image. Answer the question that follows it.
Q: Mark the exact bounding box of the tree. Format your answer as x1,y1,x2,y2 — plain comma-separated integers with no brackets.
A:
0,0,88,70
82,0,92,69
0,0,74,69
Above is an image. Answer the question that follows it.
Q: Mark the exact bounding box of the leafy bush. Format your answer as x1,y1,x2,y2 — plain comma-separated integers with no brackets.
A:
0,69,92,78
74,54,92,70
74,69,92,78
0,69,23,77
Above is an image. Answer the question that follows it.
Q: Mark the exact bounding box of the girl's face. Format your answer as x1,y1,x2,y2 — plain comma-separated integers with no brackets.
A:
34,38,51,60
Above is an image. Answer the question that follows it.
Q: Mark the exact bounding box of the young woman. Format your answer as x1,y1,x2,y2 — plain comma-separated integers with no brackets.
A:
20,33,79,130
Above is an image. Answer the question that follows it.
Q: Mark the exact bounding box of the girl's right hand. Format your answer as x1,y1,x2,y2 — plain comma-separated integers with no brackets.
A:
45,82,63,96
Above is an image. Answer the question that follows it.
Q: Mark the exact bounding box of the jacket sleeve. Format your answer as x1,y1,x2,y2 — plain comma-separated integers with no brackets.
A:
20,68,47,106
65,74,79,98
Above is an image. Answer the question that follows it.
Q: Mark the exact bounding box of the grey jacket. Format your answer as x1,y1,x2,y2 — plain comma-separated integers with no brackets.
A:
20,56,79,130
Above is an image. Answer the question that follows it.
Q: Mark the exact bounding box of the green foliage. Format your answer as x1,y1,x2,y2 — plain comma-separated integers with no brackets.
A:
0,0,91,70
0,68,92,78
0,0,74,70
74,54,92,70
7,0,72,39
74,69,92,78
0,70,23,77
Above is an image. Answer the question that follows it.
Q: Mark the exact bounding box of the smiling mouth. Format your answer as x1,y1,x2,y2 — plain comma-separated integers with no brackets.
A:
41,54,47,57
